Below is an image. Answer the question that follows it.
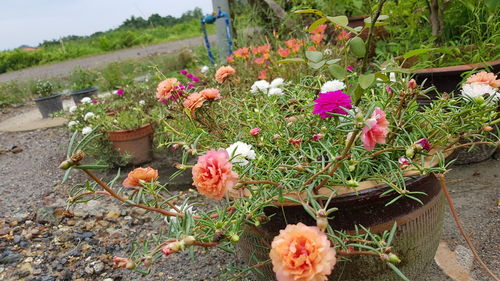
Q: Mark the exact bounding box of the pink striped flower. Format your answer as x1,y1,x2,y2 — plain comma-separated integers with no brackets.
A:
361,108,389,151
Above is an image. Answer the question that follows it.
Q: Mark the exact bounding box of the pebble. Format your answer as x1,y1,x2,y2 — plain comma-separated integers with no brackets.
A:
0,250,22,264
13,235,22,244
36,207,58,224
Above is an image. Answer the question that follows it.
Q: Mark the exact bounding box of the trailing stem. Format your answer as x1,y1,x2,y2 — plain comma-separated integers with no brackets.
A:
434,173,500,281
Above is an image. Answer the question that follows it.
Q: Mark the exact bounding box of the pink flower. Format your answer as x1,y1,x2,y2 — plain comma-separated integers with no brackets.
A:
336,30,350,41
398,156,410,169
186,73,194,79
227,55,235,63
179,69,188,75
215,66,236,83
278,48,290,58
285,39,301,53
161,242,180,256
288,138,302,148
156,78,180,102
250,128,261,136
466,71,500,88
269,223,336,281
312,24,327,34
385,86,393,94
414,138,431,151
258,69,267,80
91,99,99,104
255,57,266,65
113,256,135,269
347,65,354,73
199,88,221,100
192,149,239,200
313,90,353,118
116,88,124,96
312,134,324,141
310,33,324,44
407,79,417,89
192,76,200,83
361,108,390,151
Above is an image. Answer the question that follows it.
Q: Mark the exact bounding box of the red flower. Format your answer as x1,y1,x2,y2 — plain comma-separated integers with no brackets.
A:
278,48,290,58
250,128,261,136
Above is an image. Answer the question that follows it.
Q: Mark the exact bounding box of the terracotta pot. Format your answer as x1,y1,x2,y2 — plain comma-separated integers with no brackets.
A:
237,174,444,281
107,123,153,165
413,59,500,106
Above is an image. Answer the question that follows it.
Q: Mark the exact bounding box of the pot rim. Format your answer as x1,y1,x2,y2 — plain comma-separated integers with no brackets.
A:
33,93,62,102
106,122,152,134
70,87,98,95
412,58,500,75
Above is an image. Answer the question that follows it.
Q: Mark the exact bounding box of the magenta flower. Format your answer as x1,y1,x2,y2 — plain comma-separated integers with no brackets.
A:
116,89,124,96
192,76,200,83
313,91,352,118
187,84,194,89
398,156,410,169
361,107,390,151
347,65,354,72
385,86,393,94
414,138,430,151
91,99,99,104
180,70,188,75
249,128,261,136
187,73,194,79
312,134,324,141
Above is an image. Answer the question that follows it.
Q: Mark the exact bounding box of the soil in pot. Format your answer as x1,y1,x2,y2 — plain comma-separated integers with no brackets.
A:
237,174,445,281
70,87,98,104
107,123,153,165
33,94,63,119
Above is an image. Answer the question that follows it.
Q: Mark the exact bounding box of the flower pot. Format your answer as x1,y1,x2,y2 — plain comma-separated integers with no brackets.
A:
237,174,444,281
107,123,153,165
70,87,98,104
413,59,500,106
33,93,63,119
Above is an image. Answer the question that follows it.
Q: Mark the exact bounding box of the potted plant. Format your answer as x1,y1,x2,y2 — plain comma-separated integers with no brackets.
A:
68,67,99,104
32,79,63,118
58,6,499,281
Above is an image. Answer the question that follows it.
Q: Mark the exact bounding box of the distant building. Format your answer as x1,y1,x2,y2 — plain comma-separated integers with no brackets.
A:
18,45,39,51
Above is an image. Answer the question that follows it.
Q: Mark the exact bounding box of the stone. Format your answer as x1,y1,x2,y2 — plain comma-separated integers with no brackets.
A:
13,235,22,244
106,209,120,219
0,250,22,264
19,262,33,274
40,276,55,281
103,278,114,281
36,207,59,224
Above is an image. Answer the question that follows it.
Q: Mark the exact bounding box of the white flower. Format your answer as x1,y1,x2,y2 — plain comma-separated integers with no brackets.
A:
270,78,285,88
67,121,78,127
82,126,92,135
389,72,396,82
323,48,333,55
84,112,96,121
80,97,92,104
164,205,195,225
139,100,145,105
268,87,284,96
250,80,270,94
200,65,209,74
226,141,256,166
69,105,77,113
320,80,346,93
461,83,499,101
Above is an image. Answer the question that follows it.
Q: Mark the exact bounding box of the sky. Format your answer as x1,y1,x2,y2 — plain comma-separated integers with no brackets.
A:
0,0,214,51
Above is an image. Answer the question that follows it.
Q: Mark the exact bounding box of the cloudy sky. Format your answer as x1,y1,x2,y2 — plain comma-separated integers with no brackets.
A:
0,0,213,51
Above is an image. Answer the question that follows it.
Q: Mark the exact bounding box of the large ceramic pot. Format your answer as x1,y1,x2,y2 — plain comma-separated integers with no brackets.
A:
237,174,444,281
70,87,98,104
107,123,153,165
33,93,63,119
413,59,500,106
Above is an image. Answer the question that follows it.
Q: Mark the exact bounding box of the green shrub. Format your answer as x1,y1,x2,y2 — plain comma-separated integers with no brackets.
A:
0,81,30,107
29,79,55,97
69,67,99,91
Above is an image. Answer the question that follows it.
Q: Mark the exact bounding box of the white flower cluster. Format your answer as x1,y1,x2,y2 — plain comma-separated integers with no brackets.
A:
80,97,92,104
84,112,96,121
200,65,209,74
67,120,78,127
461,83,499,101
320,80,346,93
82,126,93,135
250,78,285,96
226,141,256,166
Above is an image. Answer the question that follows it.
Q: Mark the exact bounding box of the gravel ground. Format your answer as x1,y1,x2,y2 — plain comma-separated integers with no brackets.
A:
0,105,498,281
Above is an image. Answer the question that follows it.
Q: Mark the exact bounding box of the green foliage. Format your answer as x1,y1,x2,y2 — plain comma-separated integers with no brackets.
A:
69,67,98,91
0,81,30,107
29,79,55,97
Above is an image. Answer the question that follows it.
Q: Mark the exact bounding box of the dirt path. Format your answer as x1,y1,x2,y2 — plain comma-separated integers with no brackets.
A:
0,35,215,83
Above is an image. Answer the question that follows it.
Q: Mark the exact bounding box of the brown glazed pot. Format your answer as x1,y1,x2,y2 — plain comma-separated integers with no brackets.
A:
107,123,153,165
237,174,444,281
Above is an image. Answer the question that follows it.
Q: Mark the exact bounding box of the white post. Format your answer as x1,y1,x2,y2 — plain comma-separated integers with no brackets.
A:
212,0,232,63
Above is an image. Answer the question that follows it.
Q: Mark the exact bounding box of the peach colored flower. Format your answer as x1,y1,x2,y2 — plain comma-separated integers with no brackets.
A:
255,57,266,65
122,167,159,188
258,69,267,80
278,47,290,58
215,66,236,83
113,256,135,269
227,55,235,62
192,149,239,200
183,92,206,111
285,39,302,53
234,47,250,59
361,107,390,151
270,223,336,281
156,78,179,102
310,33,324,44
307,46,317,51
466,71,500,88
336,30,350,41
199,88,221,100
312,24,327,34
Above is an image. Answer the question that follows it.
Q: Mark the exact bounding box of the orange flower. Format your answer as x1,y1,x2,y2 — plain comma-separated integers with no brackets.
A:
254,57,266,65
312,24,327,35
336,30,350,41
183,92,206,111
122,167,159,188
310,33,324,44
192,149,239,200
258,69,267,80
285,39,302,53
270,223,336,281
278,48,291,58
234,47,250,59
467,71,500,88
252,44,271,55
215,65,236,83
156,78,179,102
200,88,221,100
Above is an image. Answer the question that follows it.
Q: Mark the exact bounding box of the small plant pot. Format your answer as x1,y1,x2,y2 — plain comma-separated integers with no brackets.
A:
33,93,63,119
107,123,153,165
70,87,98,104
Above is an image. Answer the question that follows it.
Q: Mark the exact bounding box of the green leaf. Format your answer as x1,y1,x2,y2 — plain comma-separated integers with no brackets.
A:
66,131,78,158
308,60,326,69
386,262,411,281
349,37,366,58
305,51,323,63
277,58,306,64
403,48,437,59
359,73,375,89
352,84,364,104
327,15,348,27
387,222,398,246
326,58,341,65
375,72,389,82
328,64,347,79
364,14,389,23
308,17,327,33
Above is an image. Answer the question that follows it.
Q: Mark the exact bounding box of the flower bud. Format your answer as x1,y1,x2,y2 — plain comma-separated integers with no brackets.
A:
405,147,415,158
316,216,328,232
161,242,180,256
321,126,327,132
407,79,417,89
388,253,401,264
483,126,494,132
249,127,261,136
58,160,73,170
273,134,281,140
230,233,240,242
346,179,359,187
113,256,136,269
183,236,196,246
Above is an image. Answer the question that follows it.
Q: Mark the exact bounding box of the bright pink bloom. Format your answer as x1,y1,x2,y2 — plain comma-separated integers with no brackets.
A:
347,65,354,73
312,134,324,141
192,149,239,200
116,88,124,96
179,69,188,75
192,76,200,82
278,48,290,58
186,73,194,79
313,91,353,118
398,156,411,169
250,128,261,136
91,99,99,104
414,138,431,151
270,223,336,281
361,108,390,151
227,55,235,62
